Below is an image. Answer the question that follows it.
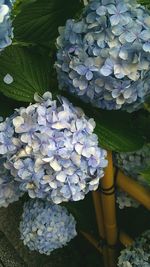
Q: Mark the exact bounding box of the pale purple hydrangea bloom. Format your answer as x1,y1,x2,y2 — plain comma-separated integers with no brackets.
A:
20,199,77,255
0,92,108,204
114,144,150,209
118,230,150,267
56,0,150,112
0,156,23,207
0,0,15,51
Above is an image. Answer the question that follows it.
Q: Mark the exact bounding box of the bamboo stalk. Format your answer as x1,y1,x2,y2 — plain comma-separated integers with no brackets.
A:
92,191,108,267
119,231,134,247
117,171,150,210
92,191,106,239
81,230,134,256
80,231,102,254
101,151,118,267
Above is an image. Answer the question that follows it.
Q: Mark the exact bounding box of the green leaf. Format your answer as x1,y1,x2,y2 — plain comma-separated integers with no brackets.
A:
133,111,150,142
94,111,144,152
61,92,145,152
140,167,150,185
13,0,37,17
138,0,150,8
0,45,51,102
13,0,83,43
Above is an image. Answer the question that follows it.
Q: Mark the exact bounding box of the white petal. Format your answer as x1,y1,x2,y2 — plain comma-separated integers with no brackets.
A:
0,5,9,23
82,147,96,157
89,177,100,185
50,159,62,171
128,72,140,81
16,149,28,159
119,49,128,60
116,96,125,105
42,157,54,163
13,116,24,128
52,122,69,129
25,145,32,155
49,181,58,189
75,143,83,155
71,153,81,166
56,172,66,182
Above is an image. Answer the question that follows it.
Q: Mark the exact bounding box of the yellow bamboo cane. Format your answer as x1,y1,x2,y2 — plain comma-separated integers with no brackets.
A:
119,231,134,247
101,151,118,267
92,191,109,267
92,191,106,238
117,171,150,210
81,230,134,258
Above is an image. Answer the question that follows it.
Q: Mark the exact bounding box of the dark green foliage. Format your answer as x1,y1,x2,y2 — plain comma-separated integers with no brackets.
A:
139,0,150,8
94,110,145,152
13,0,83,43
0,45,51,102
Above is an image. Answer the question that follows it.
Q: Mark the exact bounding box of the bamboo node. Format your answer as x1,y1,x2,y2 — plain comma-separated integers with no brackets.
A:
99,183,116,195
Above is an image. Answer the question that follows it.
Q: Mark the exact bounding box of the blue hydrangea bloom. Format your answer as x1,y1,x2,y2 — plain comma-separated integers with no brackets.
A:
0,0,15,51
56,0,150,112
0,156,23,207
20,199,77,255
0,92,108,204
116,191,140,209
114,144,150,209
118,230,150,267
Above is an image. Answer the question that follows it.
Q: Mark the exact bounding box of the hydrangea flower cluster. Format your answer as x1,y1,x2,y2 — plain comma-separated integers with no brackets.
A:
20,199,77,255
56,0,150,112
118,230,150,267
114,144,150,178
0,92,107,204
114,144,150,209
0,156,23,207
0,0,15,51
116,191,139,209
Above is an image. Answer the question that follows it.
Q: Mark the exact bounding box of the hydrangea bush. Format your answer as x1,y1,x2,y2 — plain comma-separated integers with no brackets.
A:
0,92,108,204
118,230,150,267
114,144,150,208
56,0,150,112
20,199,77,255
0,0,150,261
0,0,15,51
